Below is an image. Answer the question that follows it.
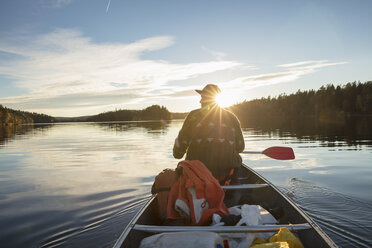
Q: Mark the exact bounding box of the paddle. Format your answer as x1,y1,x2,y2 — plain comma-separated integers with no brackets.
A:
242,146,295,160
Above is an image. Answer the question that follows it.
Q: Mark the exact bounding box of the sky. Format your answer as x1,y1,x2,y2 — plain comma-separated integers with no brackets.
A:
0,0,371,117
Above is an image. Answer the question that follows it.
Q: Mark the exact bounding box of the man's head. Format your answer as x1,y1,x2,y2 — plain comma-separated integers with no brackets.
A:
195,84,221,107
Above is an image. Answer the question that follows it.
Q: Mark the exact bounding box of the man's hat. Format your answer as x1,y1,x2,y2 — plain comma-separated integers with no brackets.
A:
195,84,221,97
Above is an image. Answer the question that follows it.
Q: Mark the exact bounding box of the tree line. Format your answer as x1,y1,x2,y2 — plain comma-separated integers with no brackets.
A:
87,105,171,122
0,105,55,125
2,81,370,125
229,81,372,127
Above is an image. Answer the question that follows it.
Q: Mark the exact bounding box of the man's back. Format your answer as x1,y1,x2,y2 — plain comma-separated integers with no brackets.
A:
173,105,245,177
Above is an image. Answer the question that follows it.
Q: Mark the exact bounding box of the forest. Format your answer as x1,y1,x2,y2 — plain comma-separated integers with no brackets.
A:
87,105,171,122
0,105,55,125
229,81,372,127
1,81,370,126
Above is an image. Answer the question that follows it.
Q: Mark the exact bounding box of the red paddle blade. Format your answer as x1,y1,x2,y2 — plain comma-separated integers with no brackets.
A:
262,146,295,160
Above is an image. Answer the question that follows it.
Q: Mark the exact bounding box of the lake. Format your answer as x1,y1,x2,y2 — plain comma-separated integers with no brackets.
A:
0,120,371,247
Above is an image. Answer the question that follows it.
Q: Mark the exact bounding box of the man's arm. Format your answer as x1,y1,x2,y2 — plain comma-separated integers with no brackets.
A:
173,111,195,159
173,137,185,159
233,116,245,153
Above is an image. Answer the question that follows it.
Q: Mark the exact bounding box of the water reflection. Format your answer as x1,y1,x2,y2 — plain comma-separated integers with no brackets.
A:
94,120,170,135
288,178,372,248
241,117,372,149
0,120,371,248
1,118,371,149
0,124,53,147
0,124,32,145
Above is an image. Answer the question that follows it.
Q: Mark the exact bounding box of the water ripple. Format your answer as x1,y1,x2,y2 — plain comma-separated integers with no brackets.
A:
43,192,151,248
286,178,372,248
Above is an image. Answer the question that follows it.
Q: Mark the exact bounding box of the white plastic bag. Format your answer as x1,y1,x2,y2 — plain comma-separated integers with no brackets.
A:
236,204,262,226
235,205,261,247
228,206,242,216
139,231,224,248
215,205,279,248
212,213,224,226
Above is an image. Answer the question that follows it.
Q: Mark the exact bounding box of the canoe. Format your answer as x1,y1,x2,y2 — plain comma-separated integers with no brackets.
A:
113,162,338,248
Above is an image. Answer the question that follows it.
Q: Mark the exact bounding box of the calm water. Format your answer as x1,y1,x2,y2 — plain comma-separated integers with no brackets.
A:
0,121,371,248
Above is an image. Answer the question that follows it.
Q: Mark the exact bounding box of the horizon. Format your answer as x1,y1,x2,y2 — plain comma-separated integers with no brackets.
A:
1,0,371,116
4,79,370,118
2,80,367,118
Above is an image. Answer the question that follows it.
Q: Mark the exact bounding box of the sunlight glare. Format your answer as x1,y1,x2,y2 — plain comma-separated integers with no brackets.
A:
215,92,235,108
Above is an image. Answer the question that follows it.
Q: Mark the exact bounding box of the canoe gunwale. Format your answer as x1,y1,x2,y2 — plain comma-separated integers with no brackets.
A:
133,223,312,233
221,184,268,189
113,195,156,248
112,162,338,248
240,162,337,247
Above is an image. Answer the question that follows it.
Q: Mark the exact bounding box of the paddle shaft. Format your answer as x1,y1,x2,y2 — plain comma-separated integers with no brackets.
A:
242,151,262,154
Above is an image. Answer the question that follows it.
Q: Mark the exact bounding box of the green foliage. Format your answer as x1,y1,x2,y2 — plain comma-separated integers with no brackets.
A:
87,105,171,122
229,81,372,127
0,105,55,125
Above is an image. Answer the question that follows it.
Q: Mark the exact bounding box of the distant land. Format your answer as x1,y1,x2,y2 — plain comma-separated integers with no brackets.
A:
1,81,371,126
54,115,94,122
86,105,172,122
1,104,188,125
0,104,55,125
229,81,372,128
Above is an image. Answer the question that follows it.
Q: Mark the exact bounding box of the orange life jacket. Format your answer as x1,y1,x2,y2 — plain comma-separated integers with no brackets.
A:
166,160,229,225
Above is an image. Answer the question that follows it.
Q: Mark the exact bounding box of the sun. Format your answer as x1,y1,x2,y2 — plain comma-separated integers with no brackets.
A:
215,92,235,108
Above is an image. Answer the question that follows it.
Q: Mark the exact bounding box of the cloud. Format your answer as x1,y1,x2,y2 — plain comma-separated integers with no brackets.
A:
40,0,73,8
112,59,348,109
202,46,227,61
277,60,328,68
0,29,241,115
242,72,295,82
0,29,348,116
164,89,196,98
143,88,196,99
278,60,348,71
0,88,144,108
223,60,348,90
0,88,148,117
106,0,111,13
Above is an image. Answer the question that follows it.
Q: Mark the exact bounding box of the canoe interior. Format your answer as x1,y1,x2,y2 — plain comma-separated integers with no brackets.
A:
116,163,337,248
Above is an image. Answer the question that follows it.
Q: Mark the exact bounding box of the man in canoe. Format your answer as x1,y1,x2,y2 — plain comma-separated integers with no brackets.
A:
173,84,245,185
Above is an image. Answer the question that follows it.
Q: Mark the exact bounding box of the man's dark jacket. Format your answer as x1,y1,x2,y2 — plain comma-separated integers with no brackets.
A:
173,104,245,177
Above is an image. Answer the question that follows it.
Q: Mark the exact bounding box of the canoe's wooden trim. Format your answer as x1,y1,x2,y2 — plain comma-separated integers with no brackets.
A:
221,184,268,190
133,223,312,233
